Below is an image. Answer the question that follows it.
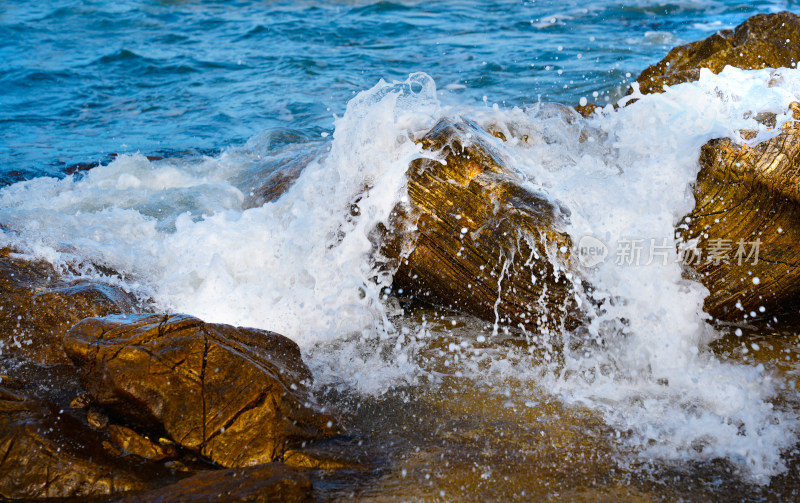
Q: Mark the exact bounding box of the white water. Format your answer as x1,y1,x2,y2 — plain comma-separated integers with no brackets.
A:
1,68,799,482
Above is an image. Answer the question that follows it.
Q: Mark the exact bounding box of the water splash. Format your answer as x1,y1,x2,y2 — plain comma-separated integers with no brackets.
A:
2,68,800,481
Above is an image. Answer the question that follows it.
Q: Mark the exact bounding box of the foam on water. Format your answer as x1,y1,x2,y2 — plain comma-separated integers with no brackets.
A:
2,69,800,481
0,73,441,391
469,66,800,482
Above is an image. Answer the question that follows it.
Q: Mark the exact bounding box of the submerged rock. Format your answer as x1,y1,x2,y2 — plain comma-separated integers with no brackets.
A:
680,104,800,320
383,118,579,333
0,248,138,364
636,11,800,94
64,314,339,469
114,463,313,503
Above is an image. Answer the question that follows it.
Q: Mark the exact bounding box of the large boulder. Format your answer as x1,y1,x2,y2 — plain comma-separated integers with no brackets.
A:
64,314,340,469
636,11,800,94
680,104,800,320
0,248,138,364
382,118,579,333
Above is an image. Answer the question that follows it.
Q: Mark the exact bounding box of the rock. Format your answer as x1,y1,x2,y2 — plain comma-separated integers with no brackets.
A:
64,314,340,468
383,118,579,333
108,424,179,461
679,103,800,320
0,384,154,499
0,248,138,364
636,11,800,94
88,407,110,429
114,463,313,503
242,153,313,209
574,103,603,118
283,448,354,471
70,392,94,409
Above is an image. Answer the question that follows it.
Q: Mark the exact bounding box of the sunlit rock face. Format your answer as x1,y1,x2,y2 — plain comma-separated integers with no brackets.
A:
680,104,800,321
383,118,580,334
636,11,800,94
629,10,800,321
385,105,800,326
64,314,340,469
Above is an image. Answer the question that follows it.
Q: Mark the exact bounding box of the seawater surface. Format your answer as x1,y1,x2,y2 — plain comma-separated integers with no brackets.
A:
3,1,800,501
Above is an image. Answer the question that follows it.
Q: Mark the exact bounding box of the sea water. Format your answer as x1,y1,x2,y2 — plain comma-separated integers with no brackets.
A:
3,0,800,499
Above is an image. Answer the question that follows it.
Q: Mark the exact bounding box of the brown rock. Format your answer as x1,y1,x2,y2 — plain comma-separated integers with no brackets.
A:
636,11,800,94
109,424,179,461
64,314,340,468
383,118,579,332
70,392,94,409
0,385,152,499
679,104,800,320
282,448,356,471
234,143,322,210
242,154,311,209
114,463,313,503
0,248,138,364
574,103,603,118
88,407,110,429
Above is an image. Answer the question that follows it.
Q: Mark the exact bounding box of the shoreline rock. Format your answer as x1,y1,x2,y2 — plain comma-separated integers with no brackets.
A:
680,103,800,321
0,364,165,500
113,463,313,503
0,248,140,365
382,118,580,334
636,11,800,94
64,314,340,469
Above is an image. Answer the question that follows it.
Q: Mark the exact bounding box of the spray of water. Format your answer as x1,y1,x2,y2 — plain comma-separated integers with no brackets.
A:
1,68,799,481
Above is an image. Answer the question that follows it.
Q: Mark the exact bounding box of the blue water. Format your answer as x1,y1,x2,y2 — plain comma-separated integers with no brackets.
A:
1,0,796,180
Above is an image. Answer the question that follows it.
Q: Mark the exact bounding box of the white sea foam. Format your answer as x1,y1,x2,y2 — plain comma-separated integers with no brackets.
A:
1,67,799,481
0,73,441,391
469,66,800,482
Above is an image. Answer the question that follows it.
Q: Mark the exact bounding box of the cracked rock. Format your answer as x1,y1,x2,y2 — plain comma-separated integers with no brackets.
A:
0,385,152,499
64,314,340,468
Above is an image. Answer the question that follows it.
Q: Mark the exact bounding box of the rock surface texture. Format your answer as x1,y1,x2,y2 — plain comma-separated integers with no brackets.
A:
114,463,313,503
383,118,579,333
64,314,339,469
636,11,800,94
0,371,158,499
680,104,800,320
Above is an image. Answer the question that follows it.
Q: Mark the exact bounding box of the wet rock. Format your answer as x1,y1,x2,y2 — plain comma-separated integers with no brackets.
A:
382,118,579,332
109,424,179,461
70,392,94,409
283,448,354,471
242,154,312,209
114,463,313,503
679,104,800,320
88,407,110,429
574,103,603,118
636,11,800,94
64,314,340,468
0,384,153,499
0,248,138,364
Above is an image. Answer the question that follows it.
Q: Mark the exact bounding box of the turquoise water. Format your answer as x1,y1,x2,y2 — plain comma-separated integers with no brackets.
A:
2,0,796,178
